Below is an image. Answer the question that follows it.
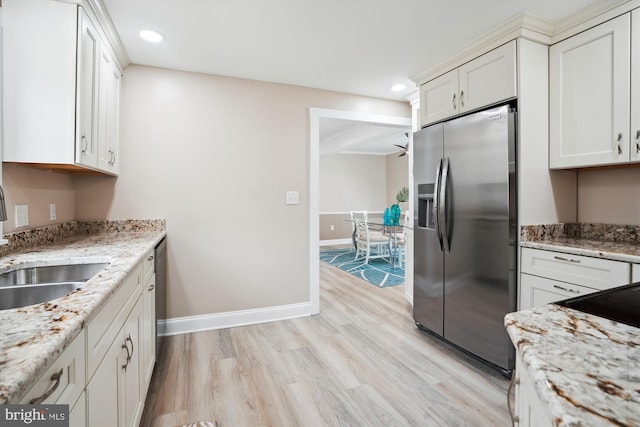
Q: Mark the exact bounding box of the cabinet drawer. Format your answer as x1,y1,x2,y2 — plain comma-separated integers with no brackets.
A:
86,265,142,380
19,332,85,407
521,248,630,290
520,273,598,310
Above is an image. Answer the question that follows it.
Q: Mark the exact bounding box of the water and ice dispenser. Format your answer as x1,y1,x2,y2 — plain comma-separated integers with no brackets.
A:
417,183,435,229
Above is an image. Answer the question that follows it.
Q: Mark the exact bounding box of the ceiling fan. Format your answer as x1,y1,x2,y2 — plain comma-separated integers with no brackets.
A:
394,133,409,157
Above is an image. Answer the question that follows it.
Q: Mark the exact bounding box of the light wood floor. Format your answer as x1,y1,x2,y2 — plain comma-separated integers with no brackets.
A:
140,261,511,427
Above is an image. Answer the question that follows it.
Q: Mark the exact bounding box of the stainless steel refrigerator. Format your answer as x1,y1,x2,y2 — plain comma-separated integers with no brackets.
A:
413,103,517,374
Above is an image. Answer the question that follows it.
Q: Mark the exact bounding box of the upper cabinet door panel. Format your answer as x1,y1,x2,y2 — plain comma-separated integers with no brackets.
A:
76,11,99,168
420,69,459,126
458,41,517,114
550,14,631,168
631,9,640,163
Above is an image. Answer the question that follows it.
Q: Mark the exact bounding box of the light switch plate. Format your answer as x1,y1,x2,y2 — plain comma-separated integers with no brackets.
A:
286,191,300,205
15,204,29,228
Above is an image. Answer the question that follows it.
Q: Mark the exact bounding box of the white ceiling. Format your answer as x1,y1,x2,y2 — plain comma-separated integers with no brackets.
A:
100,0,618,154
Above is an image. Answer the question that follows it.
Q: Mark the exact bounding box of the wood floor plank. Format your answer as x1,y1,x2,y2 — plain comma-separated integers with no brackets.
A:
140,258,510,427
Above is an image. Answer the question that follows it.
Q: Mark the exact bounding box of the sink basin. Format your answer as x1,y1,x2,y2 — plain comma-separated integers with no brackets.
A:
0,262,108,286
0,262,109,310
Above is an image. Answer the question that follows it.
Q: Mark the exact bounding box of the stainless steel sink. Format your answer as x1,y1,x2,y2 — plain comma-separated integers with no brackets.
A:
0,262,108,310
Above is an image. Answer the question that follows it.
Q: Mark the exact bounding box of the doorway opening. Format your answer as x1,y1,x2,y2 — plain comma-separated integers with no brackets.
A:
309,108,412,314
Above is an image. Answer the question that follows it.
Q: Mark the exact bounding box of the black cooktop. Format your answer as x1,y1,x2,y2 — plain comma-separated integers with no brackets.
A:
554,282,640,328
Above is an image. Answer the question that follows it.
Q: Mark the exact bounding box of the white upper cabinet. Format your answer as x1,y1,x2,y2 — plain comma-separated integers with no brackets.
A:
419,41,517,127
549,14,632,168
631,9,640,163
2,0,122,176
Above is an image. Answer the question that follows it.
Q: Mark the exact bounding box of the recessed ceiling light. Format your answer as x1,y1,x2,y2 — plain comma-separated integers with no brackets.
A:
390,83,406,92
139,30,164,43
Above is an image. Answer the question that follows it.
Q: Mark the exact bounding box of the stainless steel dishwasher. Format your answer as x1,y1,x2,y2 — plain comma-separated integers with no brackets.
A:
154,237,167,356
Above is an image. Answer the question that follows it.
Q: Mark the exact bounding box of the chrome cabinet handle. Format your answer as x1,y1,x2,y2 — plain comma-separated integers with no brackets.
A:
29,368,63,404
635,130,640,154
460,90,465,108
148,283,155,291
617,133,623,155
122,342,131,371
553,284,580,294
553,255,580,263
147,256,154,261
125,334,134,364
81,135,88,153
452,93,456,109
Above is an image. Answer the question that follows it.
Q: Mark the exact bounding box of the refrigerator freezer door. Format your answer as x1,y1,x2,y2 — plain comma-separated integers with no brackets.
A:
442,105,514,370
413,123,445,336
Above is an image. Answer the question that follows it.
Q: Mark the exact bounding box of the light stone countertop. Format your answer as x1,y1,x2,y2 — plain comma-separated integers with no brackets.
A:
505,304,640,427
0,228,166,404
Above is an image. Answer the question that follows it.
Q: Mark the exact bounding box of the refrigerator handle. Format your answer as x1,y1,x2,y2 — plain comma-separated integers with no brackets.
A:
440,157,450,253
433,158,444,251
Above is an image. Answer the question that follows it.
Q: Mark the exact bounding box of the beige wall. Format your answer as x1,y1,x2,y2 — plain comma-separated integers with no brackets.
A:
320,153,387,212
577,168,640,225
3,164,76,233
385,153,409,208
73,65,410,319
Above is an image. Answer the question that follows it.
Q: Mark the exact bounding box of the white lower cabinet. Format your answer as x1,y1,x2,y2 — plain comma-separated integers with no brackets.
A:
87,294,144,427
520,247,631,310
142,272,157,392
515,356,552,427
70,391,86,427
633,264,640,282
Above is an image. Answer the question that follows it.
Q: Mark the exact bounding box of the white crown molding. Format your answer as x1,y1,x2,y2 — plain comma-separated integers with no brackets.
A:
551,0,638,44
162,302,312,336
411,12,554,86
81,0,130,69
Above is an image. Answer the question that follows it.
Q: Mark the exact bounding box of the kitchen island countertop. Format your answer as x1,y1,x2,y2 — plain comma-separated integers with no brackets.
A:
0,224,165,404
505,304,640,426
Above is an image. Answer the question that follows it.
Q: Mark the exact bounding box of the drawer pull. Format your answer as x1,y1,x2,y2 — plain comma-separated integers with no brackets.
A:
553,255,580,263
29,368,63,404
553,284,580,294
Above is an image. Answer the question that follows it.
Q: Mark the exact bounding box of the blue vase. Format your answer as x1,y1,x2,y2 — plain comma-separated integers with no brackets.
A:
390,204,401,226
383,208,392,225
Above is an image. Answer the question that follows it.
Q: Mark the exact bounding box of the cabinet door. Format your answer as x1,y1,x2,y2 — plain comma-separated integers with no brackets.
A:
106,58,122,174
458,41,516,114
520,274,598,310
122,297,144,427
69,391,86,427
631,9,640,163
142,274,156,393
76,10,99,168
87,331,121,427
633,264,640,282
550,14,631,168
419,69,459,126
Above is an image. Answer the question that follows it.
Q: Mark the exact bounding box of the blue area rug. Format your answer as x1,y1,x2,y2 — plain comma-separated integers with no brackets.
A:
320,248,405,287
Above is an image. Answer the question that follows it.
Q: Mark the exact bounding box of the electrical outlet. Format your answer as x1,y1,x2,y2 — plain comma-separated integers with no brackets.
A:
330,224,335,231
49,204,57,221
15,205,29,228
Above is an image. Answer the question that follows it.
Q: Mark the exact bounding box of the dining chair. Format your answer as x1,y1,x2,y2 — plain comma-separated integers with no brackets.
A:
353,217,390,264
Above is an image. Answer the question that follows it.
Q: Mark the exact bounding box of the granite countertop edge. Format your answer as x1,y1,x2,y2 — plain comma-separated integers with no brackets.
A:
505,305,640,427
0,228,166,404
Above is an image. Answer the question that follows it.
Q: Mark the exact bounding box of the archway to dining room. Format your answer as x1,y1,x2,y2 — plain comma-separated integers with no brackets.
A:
309,108,413,314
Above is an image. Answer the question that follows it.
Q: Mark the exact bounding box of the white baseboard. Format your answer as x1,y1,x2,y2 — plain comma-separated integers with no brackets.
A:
161,302,312,336
319,238,352,247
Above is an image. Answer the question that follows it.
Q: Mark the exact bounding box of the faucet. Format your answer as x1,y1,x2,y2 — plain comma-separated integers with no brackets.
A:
0,185,7,221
